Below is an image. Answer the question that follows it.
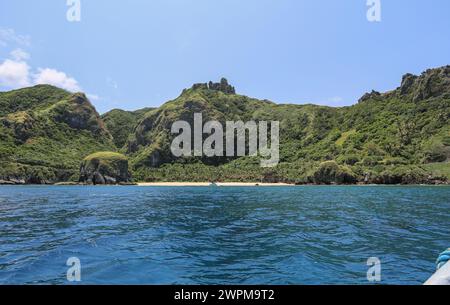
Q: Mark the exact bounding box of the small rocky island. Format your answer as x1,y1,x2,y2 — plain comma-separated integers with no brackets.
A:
79,152,132,185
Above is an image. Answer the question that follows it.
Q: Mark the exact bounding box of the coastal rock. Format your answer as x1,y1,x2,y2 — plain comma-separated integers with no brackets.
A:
54,182,81,186
310,161,357,184
79,152,131,185
104,175,117,184
0,180,16,185
367,165,448,185
93,172,106,185
0,178,26,185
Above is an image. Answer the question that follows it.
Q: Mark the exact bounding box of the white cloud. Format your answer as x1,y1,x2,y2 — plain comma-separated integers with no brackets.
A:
0,28,31,47
87,94,100,101
0,54,85,93
0,56,84,93
0,59,31,88
33,68,81,92
10,48,30,61
0,28,89,94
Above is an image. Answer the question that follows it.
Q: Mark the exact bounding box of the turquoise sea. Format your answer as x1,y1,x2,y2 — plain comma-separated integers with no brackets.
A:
0,185,449,284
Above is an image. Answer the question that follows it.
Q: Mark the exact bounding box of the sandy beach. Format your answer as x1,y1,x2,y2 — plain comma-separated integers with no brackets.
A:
137,182,295,187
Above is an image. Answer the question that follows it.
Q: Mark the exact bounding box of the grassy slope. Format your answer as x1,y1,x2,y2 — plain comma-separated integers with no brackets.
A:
84,151,128,161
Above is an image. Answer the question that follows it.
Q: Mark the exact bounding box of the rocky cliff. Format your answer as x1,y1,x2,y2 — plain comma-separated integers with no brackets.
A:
79,152,131,184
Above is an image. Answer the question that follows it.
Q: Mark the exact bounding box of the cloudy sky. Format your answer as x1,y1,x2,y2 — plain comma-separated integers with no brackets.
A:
1,0,449,113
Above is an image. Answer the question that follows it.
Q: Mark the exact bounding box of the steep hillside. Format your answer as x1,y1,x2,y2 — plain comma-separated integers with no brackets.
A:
0,85,115,183
124,70,450,183
0,67,449,184
102,107,154,149
125,79,277,168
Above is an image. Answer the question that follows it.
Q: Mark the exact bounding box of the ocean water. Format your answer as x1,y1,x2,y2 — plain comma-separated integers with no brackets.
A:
0,185,449,285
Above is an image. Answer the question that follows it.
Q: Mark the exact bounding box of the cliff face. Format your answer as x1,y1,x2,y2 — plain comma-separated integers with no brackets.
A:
398,66,450,101
50,93,111,137
79,152,131,184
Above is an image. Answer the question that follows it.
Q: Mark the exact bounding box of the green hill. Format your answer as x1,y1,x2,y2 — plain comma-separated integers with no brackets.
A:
0,85,115,184
1,67,449,184
119,70,449,183
102,107,154,148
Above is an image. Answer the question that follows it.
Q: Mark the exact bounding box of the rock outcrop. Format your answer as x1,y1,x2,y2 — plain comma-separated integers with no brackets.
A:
79,152,131,185
359,66,450,104
51,93,111,137
358,90,382,103
192,78,236,94
310,161,357,185
399,73,418,95
398,65,450,101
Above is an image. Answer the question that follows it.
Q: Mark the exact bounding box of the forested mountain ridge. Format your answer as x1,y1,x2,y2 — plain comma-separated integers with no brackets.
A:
1,66,449,184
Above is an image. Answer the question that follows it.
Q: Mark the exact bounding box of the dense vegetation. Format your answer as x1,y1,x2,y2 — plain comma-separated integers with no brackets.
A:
79,151,130,184
0,85,115,184
1,67,449,184
101,107,153,148
118,70,450,184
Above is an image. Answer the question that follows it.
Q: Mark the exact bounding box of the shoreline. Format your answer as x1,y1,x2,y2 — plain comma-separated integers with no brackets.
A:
136,182,295,187
1,181,449,187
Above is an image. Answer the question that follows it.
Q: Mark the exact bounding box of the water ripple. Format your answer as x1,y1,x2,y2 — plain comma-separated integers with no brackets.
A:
0,185,449,284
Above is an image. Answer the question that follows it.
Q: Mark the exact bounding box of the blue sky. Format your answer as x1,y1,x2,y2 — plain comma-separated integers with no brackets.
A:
0,0,449,113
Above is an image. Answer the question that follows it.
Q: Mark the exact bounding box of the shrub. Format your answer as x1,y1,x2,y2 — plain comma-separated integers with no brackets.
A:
423,144,449,163
373,165,428,184
383,157,408,165
443,135,450,146
311,161,357,184
361,156,382,166
80,151,130,183
337,154,360,166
